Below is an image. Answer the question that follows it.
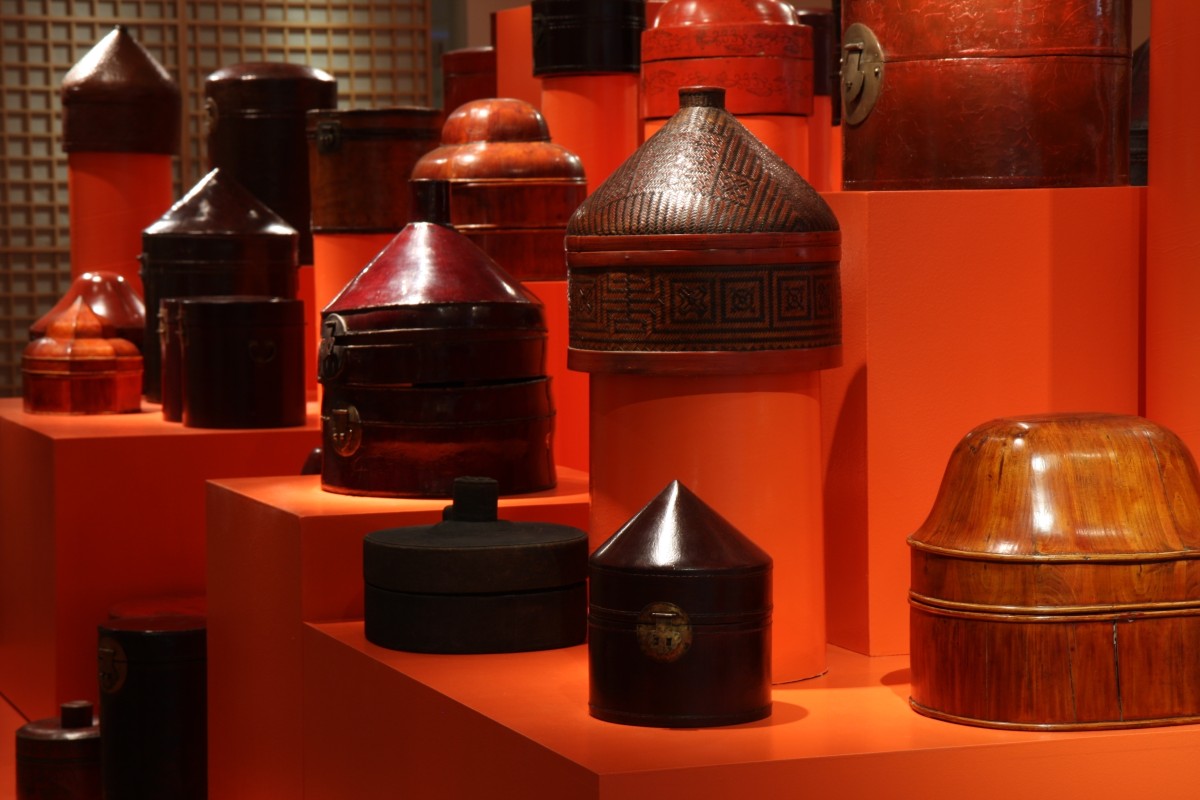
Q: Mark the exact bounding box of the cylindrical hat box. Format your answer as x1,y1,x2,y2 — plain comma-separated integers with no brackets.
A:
15,701,101,800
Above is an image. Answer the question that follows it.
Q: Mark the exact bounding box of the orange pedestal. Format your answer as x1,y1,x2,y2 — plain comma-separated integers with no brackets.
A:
644,114,809,176
67,152,174,296
526,280,587,472
0,398,320,721
589,372,825,682
205,471,590,800
301,621,1200,799
821,188,1141,657
1145,5,1200,454
494,5,541,111
541,74,639,195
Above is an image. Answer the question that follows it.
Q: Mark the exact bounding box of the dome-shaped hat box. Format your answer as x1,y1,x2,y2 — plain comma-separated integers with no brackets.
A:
909,413,1200,730
318,180,556,498
412,97,586,281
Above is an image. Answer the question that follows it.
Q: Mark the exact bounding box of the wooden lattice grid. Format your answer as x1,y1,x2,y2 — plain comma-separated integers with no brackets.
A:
0,0,432,397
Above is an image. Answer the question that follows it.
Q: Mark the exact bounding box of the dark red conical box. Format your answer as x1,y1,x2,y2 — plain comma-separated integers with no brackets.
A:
588,480,773,728
318,179,556,498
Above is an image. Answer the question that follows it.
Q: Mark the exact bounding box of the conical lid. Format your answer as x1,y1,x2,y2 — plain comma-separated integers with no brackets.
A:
568,86,837,235
61,25,180,154
144,168,296,240
590,481,771,616
29,272,145,349
324,180,543,328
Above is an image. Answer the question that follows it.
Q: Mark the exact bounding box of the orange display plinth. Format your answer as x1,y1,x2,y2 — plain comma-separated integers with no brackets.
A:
820,188,1141,657
0,398,320,721
205,471,589,800
301,621,1200,799
541,75,640,195
1145,5,1200,456
494,5,541,110
67,152,174,295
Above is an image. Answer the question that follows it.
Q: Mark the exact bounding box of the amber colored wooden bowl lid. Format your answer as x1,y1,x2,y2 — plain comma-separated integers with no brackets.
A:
909,413,1200,562
24,299,142,370
29,272,145,351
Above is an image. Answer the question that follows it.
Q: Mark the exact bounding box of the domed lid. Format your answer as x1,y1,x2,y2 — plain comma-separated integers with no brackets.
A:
204,62,337,112
909,413,1200,561
568,86,837,235
590,481,771,617
644,0,810,60
411,98,585,180
143,168,298,241
324,180,543,324
363,476,587,594
30,271,145,345
24,298,141,363
60,25,180,154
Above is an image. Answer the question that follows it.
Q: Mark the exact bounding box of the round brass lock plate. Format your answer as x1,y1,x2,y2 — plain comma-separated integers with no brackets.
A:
841,22,885,126
328,404,362,457
637,601,693,663
98,636,127,694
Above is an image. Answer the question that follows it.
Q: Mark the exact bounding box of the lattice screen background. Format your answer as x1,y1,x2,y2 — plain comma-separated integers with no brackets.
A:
0,0,432,396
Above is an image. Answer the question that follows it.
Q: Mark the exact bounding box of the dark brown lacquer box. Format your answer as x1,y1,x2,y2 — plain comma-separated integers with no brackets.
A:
319,179,556,498
158,298,183,422
909,413,1200,731
841,0,1131,189
567,85,841,376
140,168,298,401
23,299,142,415
205,62,337,264
411,98,586,282
589,480,772,727
307,107,442,235
641,0,813,123
178,296,305,430
16,701,101,800
30,271,145,353
60,24,180,155
442,47,497,117
363,477,588,654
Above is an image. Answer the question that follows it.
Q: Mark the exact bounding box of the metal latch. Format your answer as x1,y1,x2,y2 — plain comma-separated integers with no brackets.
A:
637,602,693,663
329,404,362,457
841,22,885,125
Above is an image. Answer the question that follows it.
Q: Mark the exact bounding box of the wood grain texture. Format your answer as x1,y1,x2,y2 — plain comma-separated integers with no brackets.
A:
909,413,1200,729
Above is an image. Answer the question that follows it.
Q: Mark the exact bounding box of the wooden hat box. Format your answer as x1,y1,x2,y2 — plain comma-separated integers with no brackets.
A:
589,480,773,727
318,180,555,498
363,476,588,654
139,168,298,401
566,85,841,376
909,413,1200,730
411,97,586,281
841,0,1131,189
23,298,142,415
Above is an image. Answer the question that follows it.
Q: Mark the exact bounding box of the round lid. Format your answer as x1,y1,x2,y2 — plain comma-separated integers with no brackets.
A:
97,614,206,664
323,180,543,321
411,99,585,180
532,0,646,76
16,701,100,758
60,25,180,154
589,480,771,615
205,62,337,112
24,299,141,363
568,86,837,235
644,0,810,60
178,295,303,327
363,477,588,594
909,413,1200,562
30,272,145,343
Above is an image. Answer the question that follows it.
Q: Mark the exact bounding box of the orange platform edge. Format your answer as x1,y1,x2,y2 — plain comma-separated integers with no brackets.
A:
821,187,1143,656
205,471,591,800
0,398,321,721
302,620,1200,800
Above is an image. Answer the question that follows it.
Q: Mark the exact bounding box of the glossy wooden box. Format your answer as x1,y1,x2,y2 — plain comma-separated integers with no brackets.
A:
841,0,1130,189
909,414,1200,730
